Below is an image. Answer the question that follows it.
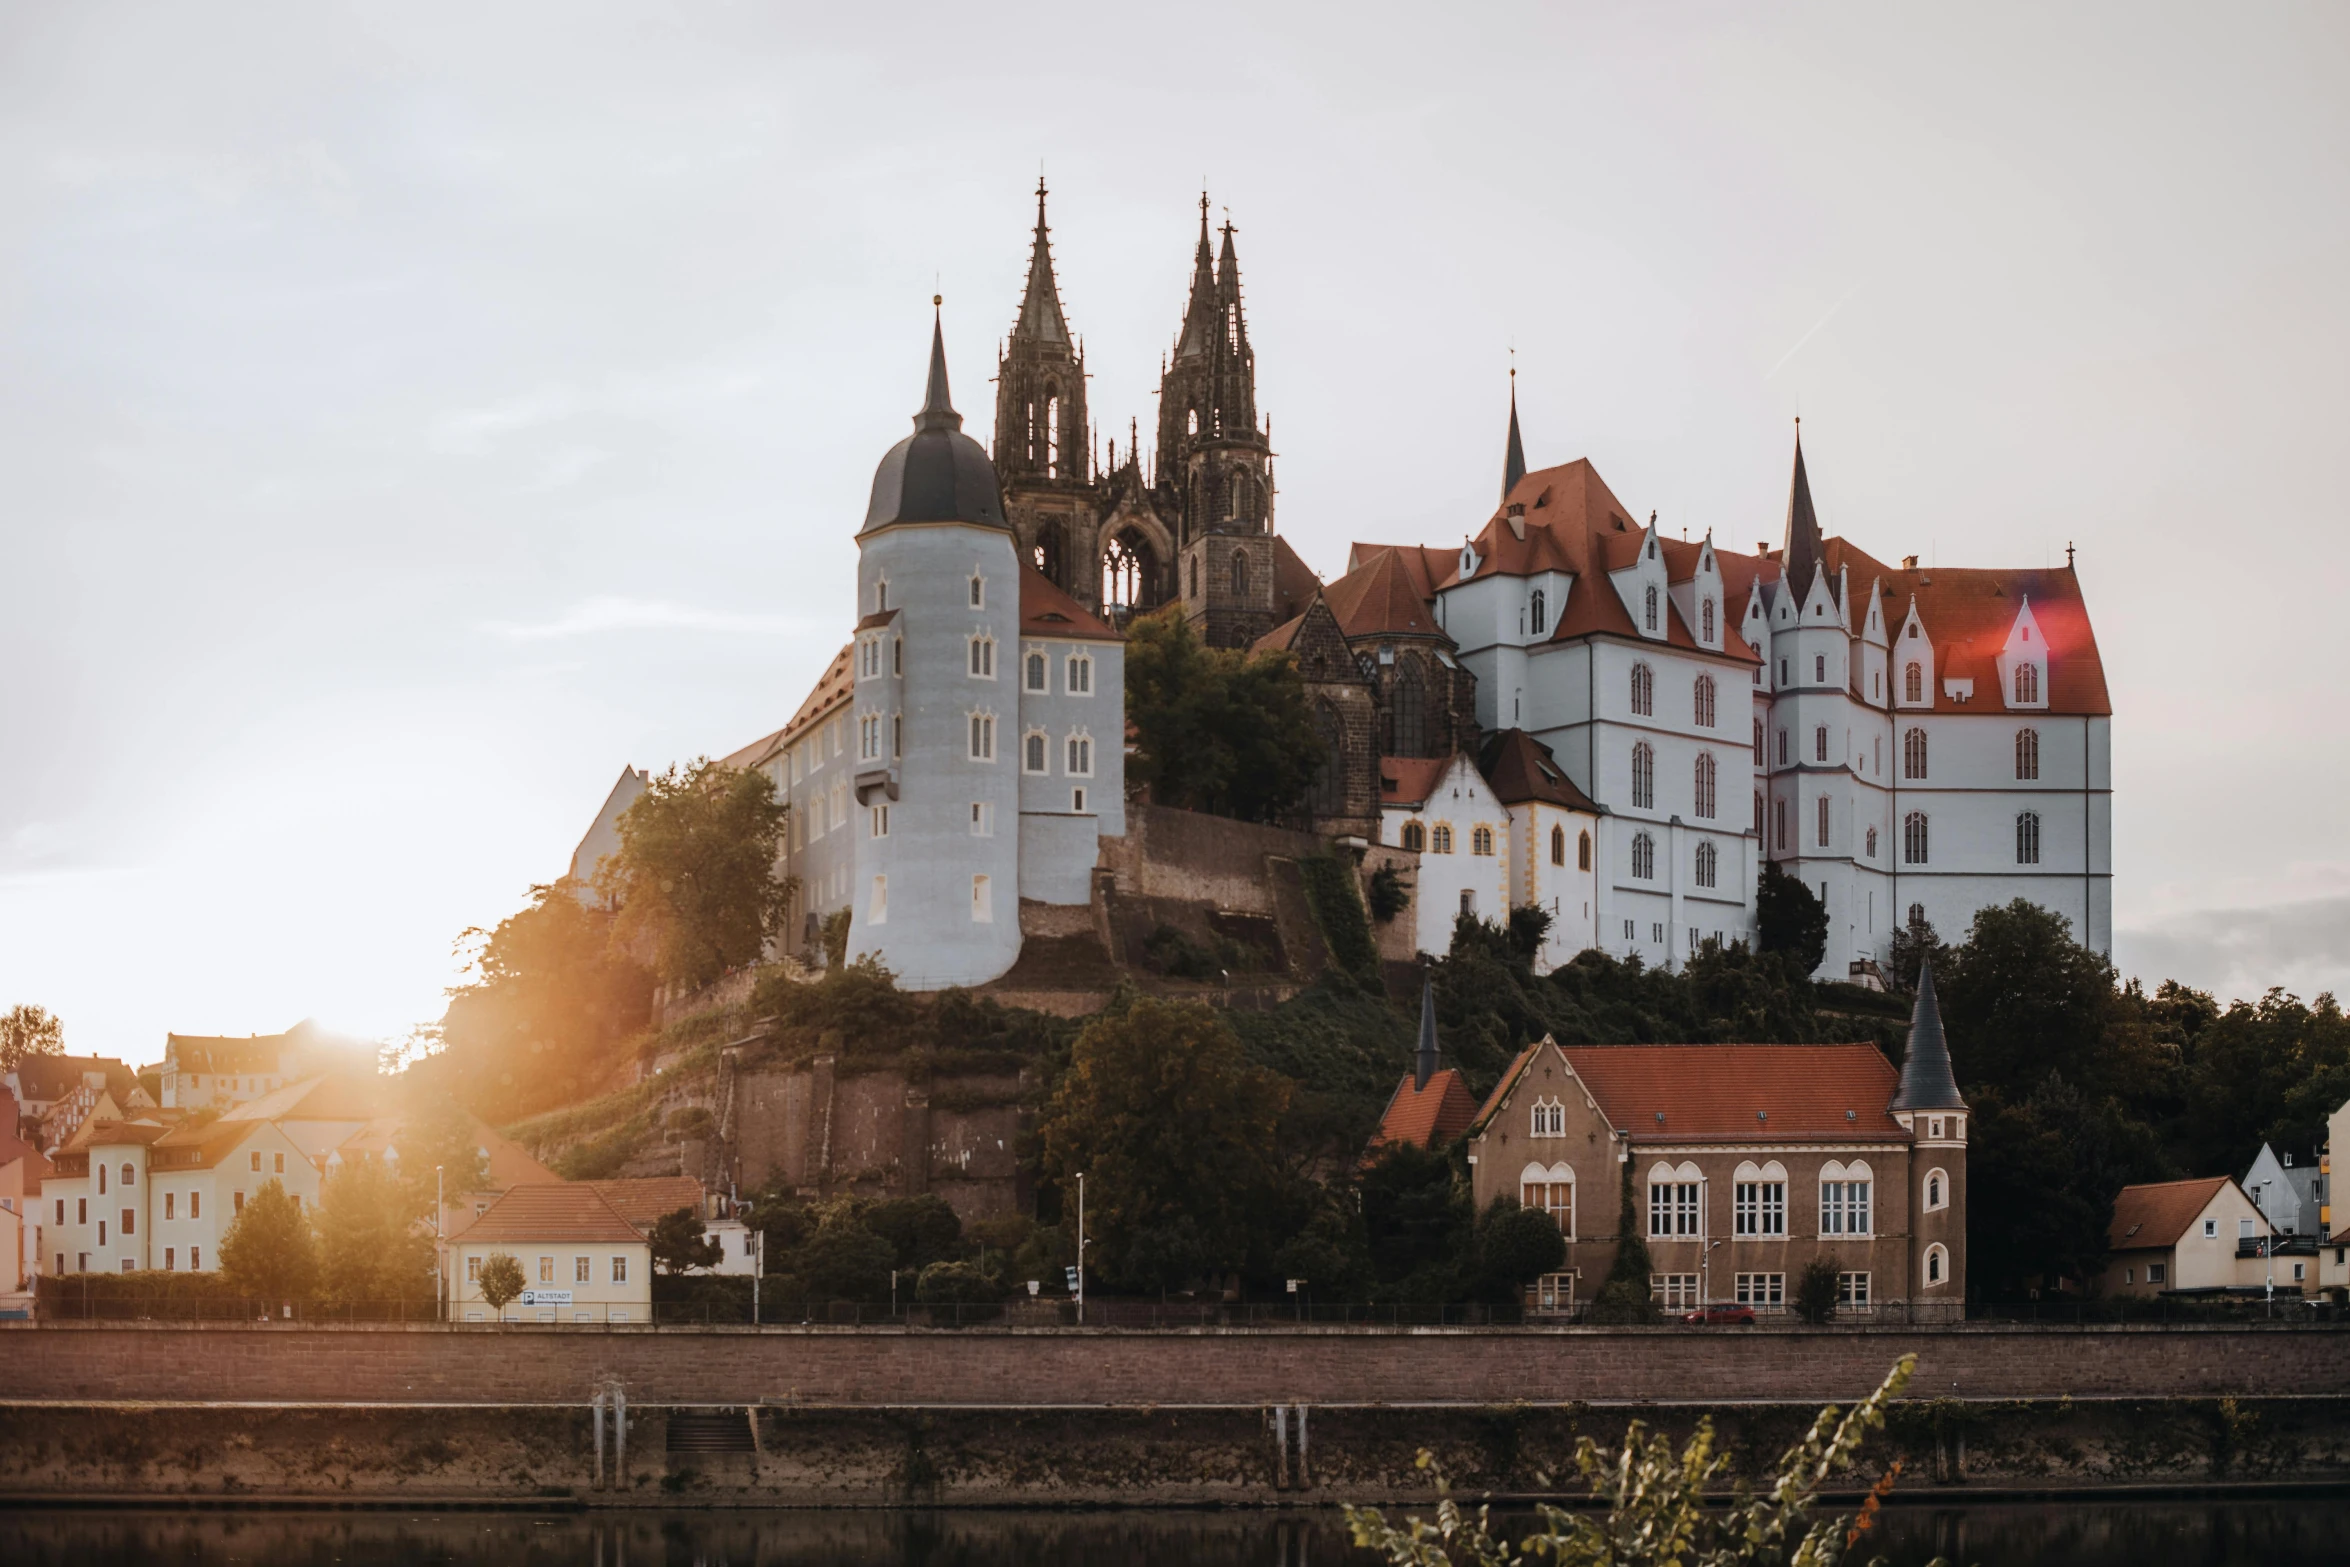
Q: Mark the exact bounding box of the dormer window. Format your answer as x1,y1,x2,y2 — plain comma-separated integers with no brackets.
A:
1643,585,1658,632
2013,664,2040,704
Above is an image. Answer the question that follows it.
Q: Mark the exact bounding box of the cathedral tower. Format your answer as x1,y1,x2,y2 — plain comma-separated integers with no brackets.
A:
995,181,1101,609
1161,196,1278,648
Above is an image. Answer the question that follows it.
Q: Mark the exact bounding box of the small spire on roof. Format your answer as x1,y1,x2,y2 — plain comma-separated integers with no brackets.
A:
1501,360,1526,503
916,299,961,433
1415,977,1439,1092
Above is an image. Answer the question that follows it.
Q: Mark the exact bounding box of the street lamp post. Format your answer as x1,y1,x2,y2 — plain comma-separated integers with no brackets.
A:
1076,1172,1087,1326
434,1165,444,1325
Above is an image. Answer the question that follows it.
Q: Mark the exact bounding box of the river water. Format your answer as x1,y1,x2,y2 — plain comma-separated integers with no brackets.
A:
0,1500,2341,1565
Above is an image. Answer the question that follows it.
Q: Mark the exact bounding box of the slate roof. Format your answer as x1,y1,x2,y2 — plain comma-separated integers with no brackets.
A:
451,1182,647,1245
2108,1177,2246,1251
1889,961,1965,1110
11,1055,138,1105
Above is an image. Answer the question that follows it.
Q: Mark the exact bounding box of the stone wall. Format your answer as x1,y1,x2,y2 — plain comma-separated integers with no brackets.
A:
727,1059,1027,1218
14,1323,2346,1408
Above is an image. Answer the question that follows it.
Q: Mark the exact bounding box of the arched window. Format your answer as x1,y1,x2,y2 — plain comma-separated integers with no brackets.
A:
1023,731,1048,773
968,633,995,678
1774,796,1788,849
1701,597,1716,641
1471,824,1495,856
2015,728,2039,780
1045,393,1062,477
1430,824,1454,854
1924,1168,1949,1212
1924,1243,1948,1288
1817,794,1831,848
1529,589,1547,635
1776,729,1788,766
1529,1099,1566,1137
1902,727,1928,780
1186,557,1198,599
1551,825,1566,866
1391,659,1428,757
1904,811,1930,865
1187,408,1200,438
1033,521,1065,584
1752,717,1763,764
1693,675,1716,728
1753,792,1763,836
1577,830,1592,870
2016,811,2041,865
1814,725,1829,763
1908,901,1926,928
1694,752,1717,819
1631,831,1655,879
1904,661,1923,703
1401,821,1426,853
1631,742,1654,809
1630,663,1654,716
1103,530,1155,611
1694,840,1718,889
1643,584,1659,633
1865,826,1878,859
2014,662,2039,703
1309,700,1345,817
1025,651,1047,692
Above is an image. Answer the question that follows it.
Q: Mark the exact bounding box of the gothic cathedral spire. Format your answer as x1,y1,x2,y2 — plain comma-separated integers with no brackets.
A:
1783,421,1824,599
1502,370,1527,502
995,179,1087,489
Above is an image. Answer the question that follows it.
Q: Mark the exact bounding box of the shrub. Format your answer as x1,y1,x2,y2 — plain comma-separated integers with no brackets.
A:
863,1195,962,1271
914,1260,1003,1304
1367,864,1410,924
1796,1255,1842,1324
791,1223,894,1302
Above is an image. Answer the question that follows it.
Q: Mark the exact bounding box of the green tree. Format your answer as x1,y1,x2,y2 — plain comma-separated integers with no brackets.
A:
914,1259,1004,1304
1968,1073,2128,1297
0,1004,63,1074
1347,1357,1940,1567
1474,1197,1567,1303
1756,861,1828,974
1036,997,1292,1293
1124,607,1323,823
217,1180,320,1304
477,1252,526,1314
1884,912,1948,997
313,1160,434,1306
598,759,794,990
1361,1143,1470,1299
862,1195,962,1272
1939,900,2158,1103
1586,1161,1660,1324
2176,988,2350,1175
435,878,653,1121
1794,1255,1841,1324
394,1100,492,1216
648,1207,723,1275
793,1222,895,1302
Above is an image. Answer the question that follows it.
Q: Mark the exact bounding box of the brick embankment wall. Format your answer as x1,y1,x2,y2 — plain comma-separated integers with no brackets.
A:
8,1323,2346,1408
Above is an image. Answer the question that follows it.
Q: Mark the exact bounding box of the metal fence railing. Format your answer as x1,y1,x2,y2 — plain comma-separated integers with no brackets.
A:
25,1294,2347,1329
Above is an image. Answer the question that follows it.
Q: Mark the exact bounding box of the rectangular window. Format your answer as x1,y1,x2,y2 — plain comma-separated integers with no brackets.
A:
1024,731,1048,773
2148,1262,2167,1284
970,801,994,836
1072,786,1087,813
1838,1271,1871,1305
1649,1273,1700,1308
190,1192,200,1220
1734,1272,1785,1308
1820,1180,1873,1236
165,1248,175,1271
577,1256,591,1282
611,1256,628,1284
1649,1182,1700,1238
2239,1218,2254,1240
1734,1182,1786,1237
1816,795,1829,847
972,873,994,923
122,1208,134,1237
869,804,889,838
55,1199,64,1226
165,1191,175,1220
2203,1219,2217,1238
233,1191,245,1214
539,1256,555,1283
467,1256,482,1282
250,1152,261,1172
98,1220,107,1246
191,1246,200,1270
275,1153,285,1175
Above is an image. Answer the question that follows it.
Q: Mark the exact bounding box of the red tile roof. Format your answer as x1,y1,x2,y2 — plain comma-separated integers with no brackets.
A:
220,1073,379,1125
1378,755,1451,810
2108,1177,2249,1251
449,1182,646,1246
1322,547,1449,642
1479,729,1602,812
1019,560,1121,642
1271,535,1324,625
588,1176,705,1228
1471,1040,1909,1143
1370,1069,1480,1151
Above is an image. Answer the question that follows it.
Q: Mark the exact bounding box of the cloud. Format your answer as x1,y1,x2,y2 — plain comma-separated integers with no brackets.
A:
2114,895,2350,1006
484,596,812,641
430,384,581,455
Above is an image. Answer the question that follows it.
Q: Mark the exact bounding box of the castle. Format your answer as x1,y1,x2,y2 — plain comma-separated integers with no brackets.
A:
573,186,2112,989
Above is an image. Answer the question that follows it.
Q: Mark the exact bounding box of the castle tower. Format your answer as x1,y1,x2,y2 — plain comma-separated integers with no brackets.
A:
849,306,1024,988
995,180,1100,609
1161,195,1278,648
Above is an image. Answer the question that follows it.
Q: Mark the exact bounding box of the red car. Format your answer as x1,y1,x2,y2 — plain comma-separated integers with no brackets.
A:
1681,1304,1757,1325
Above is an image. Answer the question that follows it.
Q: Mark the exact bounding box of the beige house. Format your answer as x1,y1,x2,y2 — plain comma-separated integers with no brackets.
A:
43,1115,319,1276
442,1184,652,1324
2100,1176,2285,1298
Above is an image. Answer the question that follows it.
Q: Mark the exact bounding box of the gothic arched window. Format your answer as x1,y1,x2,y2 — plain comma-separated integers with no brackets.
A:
1310,700,1346,818
1631,742,1655,809
1817,794,1831,848
1631,831,1655,880
1230,549,1250,599
1903,727,1928,780
1694,675,1716,729
1865,826,1878,858
1045,394,1062,477
1401,820,1425,852
1694,840,1718,889
1630,662,1654,717
1904,661,1923,703
1904,811,1930,865
2014,662,2040,703
2016,728,2039,780
1032,520,1065,585
1643,584,1659,633
1701,597,1715,641
1578,830,1592,870
1529,589,1547,636
1102,529,1155,612
1471,825,1495,856
1551,824,1566,866
1430,824,1454,854
1694,752,1717,819
2016,811,2041,865
1391,659,1428,757
1752,717,1763,764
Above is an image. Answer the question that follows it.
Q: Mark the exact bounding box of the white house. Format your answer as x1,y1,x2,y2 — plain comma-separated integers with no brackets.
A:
442,1184,653,1325
43,1114,319,1277
1379,752,1511,958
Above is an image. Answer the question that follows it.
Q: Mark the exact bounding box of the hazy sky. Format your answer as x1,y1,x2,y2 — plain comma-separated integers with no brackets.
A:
4,3,2346,1062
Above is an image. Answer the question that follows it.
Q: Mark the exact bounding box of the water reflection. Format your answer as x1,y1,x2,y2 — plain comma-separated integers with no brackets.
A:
0,1500,2341,1565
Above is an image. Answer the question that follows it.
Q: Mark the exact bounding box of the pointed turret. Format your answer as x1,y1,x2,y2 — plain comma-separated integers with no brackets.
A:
1782,421,1823,598
919,303,959,431
1890,959,1966,1110
1502,372,1527,502
1011,179,1071,349
864,302,1005,535
1174,193,1219,362
1415,978,1439,1092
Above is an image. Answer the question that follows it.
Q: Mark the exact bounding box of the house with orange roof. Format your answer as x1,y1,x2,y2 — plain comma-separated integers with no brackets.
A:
44,1113,317,1278
2098,1176,2281,1298
442,1183,652,1324
1369,985,1480,1155
1461,964,1969,1315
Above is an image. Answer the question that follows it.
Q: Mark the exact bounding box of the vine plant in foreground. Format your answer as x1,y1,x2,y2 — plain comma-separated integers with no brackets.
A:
1345,1356,1945,1567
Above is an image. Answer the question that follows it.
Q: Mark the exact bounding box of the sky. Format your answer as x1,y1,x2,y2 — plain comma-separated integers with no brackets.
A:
3,3,2346,1064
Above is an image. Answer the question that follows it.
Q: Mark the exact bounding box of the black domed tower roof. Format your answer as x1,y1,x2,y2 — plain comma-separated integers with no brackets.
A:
862,307,1009,535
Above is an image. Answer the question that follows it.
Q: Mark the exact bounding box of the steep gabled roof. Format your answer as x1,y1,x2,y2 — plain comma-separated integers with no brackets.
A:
1370,1069,1480,1152
2108,1177,2247,1251
1271,535,1323,625
1479,729,1602,813
1378,755,1451,811
7,1055,137,1104
1019,560,1121,642
1478,1043,1909,1143
1321,547,1449,642
448,1182,646,1246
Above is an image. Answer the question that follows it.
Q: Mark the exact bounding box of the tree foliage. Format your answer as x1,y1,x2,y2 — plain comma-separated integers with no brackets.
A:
599,759,793,990
1346,1357,1939,1567
1756,862,1829,974
648,1207,723,1275
1473,1197,1567,1302
1586,1158,1660,1324
1794,1255,1841,1325
435,880,653,1122
1123,607,1323,823
476,1252,526,1313
0,1004,63,1074
314,1160,433,1304
1036,998,1292,1293
217,1180,319,1303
